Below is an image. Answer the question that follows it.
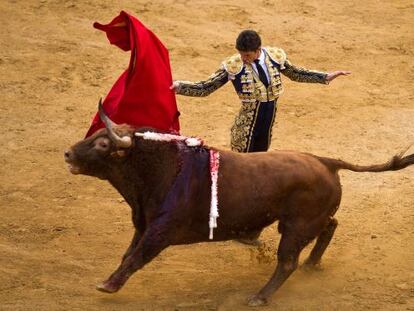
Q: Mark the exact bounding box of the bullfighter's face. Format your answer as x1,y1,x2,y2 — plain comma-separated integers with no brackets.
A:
238,48,261,64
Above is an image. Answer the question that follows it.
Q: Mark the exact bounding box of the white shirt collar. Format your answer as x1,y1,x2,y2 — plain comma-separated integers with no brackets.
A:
250,48,270,82
258,48,265,65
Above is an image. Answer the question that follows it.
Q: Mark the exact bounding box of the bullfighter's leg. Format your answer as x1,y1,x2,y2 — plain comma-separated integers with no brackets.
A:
247,231,309,306
303,217,338,267
96,224,169,293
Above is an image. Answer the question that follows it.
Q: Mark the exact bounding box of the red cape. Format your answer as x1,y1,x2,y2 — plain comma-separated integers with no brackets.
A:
85,11,180,137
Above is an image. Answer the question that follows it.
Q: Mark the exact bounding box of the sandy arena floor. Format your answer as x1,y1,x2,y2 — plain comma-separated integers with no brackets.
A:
0,0,413,310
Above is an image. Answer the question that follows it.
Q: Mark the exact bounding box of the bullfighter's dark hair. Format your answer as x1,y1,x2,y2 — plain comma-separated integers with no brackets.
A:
236,30,262,52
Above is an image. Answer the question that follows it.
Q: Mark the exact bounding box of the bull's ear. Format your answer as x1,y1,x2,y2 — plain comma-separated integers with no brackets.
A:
98,98,132,148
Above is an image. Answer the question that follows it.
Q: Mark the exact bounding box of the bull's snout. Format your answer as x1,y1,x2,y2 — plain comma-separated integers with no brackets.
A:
64,149,81,174
64,149,72,162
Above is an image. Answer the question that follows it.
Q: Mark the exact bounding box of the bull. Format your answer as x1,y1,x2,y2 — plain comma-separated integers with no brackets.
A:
64,102,414,306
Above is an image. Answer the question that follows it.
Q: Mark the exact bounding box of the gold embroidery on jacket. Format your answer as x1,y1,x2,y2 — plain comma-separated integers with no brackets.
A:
267,104,278,148
266,57,283,98
230,101,260,152
222,54,243,76
177,68,228,97
237,52,284,103
264,46,287,69
240,73,253,83
281,60,327,84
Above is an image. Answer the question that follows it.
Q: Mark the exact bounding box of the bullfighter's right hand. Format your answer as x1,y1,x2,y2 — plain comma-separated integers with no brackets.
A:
169,81,180,92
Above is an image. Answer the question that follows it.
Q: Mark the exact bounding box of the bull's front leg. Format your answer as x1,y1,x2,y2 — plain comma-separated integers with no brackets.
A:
121,230,141,262
96,222,170,293
121,211,146,262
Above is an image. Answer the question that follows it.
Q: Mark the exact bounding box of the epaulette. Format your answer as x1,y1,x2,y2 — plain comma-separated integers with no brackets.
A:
222,53,243,76
264,47,287,69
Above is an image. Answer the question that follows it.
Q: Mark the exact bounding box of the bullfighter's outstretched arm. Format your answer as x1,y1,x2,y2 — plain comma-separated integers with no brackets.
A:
280,59,328,84
281,60,351,84
173,68,229,97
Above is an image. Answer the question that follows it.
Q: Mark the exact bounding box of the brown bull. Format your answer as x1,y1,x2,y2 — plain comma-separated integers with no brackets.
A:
64,103,414,306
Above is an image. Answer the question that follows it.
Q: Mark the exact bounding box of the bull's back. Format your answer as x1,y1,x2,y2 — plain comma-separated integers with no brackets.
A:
214,150,340,233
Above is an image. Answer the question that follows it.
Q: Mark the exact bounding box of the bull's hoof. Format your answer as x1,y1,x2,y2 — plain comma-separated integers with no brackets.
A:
96,281,120,293
247,295,268,307
302,260,323,272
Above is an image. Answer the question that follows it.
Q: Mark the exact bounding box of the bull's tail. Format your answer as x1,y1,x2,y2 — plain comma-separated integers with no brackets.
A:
317,145,414,173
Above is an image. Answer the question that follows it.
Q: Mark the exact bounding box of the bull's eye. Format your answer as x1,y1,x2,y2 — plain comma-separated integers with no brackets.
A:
94,137,111,152
99,141,108,149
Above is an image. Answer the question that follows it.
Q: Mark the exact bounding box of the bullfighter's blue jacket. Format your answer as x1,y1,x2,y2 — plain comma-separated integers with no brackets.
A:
175,47,328,152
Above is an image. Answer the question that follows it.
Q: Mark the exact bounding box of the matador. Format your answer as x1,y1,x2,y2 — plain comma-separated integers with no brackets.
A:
171,30,350,153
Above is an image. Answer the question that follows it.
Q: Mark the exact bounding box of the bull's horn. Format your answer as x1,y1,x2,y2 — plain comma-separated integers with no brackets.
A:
98,99,132,148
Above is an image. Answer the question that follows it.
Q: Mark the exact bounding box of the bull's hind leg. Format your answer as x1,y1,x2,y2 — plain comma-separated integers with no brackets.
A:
247,231,310,306
303,217,338,267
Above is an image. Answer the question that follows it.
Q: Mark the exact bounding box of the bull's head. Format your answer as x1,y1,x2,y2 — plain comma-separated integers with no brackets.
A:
64,99,134,179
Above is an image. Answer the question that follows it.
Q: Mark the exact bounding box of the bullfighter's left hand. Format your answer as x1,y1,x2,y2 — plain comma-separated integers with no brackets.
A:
326,70,352,83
